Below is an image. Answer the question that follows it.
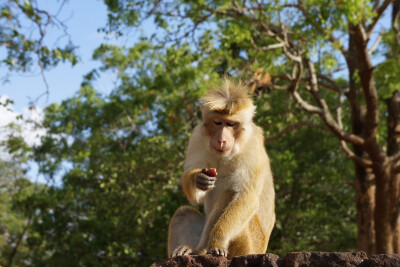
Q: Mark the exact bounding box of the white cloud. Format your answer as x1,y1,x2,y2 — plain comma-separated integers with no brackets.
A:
0,95,47,160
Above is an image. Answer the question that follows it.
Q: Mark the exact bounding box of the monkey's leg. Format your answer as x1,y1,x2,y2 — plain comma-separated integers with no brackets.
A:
228,215,267,258
168,206,205,256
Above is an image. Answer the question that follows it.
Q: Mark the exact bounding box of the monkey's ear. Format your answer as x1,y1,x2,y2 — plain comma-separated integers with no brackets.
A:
243,104,257,123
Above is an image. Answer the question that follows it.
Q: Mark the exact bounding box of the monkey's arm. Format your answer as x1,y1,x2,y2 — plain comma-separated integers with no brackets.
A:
205,190,260,251
198,167,266,251
181,169,208,205
181,124,211,205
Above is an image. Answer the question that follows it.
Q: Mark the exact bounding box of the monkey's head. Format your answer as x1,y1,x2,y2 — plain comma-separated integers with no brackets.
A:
201,78,256,158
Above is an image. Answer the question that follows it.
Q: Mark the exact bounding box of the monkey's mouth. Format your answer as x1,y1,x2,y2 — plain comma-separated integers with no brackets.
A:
214,148,231,156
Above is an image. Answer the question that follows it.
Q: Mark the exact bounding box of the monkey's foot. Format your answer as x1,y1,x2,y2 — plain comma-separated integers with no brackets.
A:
171,245,193,257
207,247,228,257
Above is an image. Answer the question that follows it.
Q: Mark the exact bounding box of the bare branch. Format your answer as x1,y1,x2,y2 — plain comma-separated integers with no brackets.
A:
340,140,373,167
302,59,366,146
274,74,347,93
358,23,369,42
336,91,346,129
317,74,348,93
373,0,382,12
271,84,290,91
368,32,383,54
291,91,322,114
250,37,285,51
266,121,330,143
367,0,393,37
389,150,400,167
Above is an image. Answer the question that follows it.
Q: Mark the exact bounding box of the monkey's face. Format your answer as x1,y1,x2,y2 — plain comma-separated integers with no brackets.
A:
205,115,239,157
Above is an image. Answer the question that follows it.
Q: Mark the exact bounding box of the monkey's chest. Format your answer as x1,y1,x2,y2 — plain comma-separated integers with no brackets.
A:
203,174,233,215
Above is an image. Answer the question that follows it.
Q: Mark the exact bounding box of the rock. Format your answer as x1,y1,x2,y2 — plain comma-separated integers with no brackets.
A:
150,254,228,267
363,254,400,267
283,252,368,267
230,253,281,267
150,252,400,266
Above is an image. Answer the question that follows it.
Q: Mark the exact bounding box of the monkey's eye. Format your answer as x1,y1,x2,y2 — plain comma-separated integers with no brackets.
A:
227,122,236,127
213,121,222,126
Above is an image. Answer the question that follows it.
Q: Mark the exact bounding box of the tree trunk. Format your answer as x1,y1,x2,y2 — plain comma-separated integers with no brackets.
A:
389,1,400,253
387,90,400,252
348,31,376,256
374,164,394,254
355,165,376,255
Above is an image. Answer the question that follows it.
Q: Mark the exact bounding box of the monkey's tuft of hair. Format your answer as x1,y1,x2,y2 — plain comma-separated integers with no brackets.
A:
202,77,254,115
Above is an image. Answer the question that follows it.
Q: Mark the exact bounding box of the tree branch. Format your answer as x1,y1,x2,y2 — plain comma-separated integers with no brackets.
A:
6,215,32,267
293,1,348,59
368,32,383,54
340,140,373,167
266,121,330,143
250,37,286,51
351,24,380,141
303,59,366,146
367,0,393,37
389,150,400,167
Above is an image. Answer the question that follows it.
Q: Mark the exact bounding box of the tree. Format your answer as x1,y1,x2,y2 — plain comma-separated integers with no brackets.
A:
101,0,400,255
21,37,356,265
23,46,210,265
0,144,36,267
9,0,397,264
0,0,77,99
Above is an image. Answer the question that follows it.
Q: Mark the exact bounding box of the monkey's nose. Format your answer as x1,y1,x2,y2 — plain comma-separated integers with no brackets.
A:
218,141,225,149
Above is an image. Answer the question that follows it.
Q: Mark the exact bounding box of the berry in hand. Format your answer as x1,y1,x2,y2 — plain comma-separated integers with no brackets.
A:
202,168,217,177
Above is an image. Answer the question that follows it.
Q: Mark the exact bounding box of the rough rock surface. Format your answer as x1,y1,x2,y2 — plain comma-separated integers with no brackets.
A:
150,254,228,267
151,252,400,266
363,254,400,267
230,253,281,267
284,251,368,266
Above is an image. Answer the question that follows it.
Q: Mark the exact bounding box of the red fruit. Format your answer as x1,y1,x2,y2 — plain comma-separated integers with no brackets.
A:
203,168,217,177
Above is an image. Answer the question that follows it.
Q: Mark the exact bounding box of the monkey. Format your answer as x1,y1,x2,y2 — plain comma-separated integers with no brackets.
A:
167,77,275,259
250,67,273,96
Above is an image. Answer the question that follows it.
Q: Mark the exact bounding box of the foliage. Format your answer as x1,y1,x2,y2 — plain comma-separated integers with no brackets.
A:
0,0,77,76
25,4,361,264
3,0,398,265
255,91,356,255
0,149,36,266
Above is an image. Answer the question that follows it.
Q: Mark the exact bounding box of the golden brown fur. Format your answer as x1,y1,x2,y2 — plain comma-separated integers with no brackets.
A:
168,78,275,260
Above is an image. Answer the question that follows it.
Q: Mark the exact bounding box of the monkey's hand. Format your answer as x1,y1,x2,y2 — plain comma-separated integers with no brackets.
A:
196,171,216,191
171,245,193,257
207,247,228,257
171,245,206,257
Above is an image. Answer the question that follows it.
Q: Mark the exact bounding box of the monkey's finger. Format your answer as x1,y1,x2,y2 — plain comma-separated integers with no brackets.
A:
207,248,217,255
208,248,227,257
172,246,183,257
197,177,216,186
219,248,227,257
197,180,216,187
197,184,215,191
197,181,216,190
181,247,192,256
198,176,216,182
173,246,192,256
197,179,215,186
171,247,180,257
197,173,217,181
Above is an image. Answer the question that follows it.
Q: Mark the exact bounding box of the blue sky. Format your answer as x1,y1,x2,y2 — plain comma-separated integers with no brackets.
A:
1,0,119,112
